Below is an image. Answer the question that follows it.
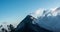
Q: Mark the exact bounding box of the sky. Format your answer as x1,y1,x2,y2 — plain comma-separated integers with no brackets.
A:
0,0,60,26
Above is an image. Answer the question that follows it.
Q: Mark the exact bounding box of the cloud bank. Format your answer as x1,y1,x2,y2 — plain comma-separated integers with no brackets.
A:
33,7,60,32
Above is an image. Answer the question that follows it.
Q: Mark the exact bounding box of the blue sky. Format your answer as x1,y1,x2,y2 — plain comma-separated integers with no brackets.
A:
0,0,60,25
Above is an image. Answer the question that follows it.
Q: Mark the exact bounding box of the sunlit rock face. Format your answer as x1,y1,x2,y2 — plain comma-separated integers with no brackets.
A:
33,7,60,32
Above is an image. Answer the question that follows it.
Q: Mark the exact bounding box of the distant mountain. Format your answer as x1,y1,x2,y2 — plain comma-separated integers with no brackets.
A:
15,7,60,32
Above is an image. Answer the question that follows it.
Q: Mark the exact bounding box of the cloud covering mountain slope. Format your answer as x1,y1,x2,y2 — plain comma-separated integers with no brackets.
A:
32,7,60,32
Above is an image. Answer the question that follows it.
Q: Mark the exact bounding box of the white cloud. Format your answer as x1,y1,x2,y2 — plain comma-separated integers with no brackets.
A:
51,7,60,16
30,8,45,18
